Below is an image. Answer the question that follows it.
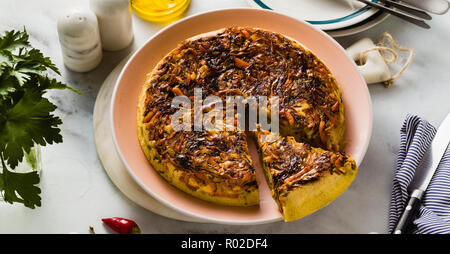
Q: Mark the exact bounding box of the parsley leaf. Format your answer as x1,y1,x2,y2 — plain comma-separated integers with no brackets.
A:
0,88,62,169
37,76,81,94
0,30,30,52
0,29,79,208
0,74,17,96
0,157,41,209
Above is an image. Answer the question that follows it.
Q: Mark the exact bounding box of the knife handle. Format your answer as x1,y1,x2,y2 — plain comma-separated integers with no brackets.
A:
393,189,423,234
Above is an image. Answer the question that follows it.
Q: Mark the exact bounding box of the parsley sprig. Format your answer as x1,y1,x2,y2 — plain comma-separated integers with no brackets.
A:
0,29,80,208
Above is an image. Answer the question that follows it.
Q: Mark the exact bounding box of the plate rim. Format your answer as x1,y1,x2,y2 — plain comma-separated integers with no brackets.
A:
110,8,373,225
248,0,380,30
327,11,390,37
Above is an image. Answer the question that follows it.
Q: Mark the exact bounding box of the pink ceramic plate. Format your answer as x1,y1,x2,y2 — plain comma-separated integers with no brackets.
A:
111,8,372,225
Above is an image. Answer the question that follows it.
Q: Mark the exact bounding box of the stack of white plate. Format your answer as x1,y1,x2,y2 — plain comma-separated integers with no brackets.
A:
247,0,390,37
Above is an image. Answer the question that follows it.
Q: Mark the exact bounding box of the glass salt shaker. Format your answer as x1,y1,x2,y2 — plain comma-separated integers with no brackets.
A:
90,0,134,51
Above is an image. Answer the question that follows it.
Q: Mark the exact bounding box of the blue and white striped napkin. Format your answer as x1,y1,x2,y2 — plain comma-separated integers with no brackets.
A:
389,114,450,234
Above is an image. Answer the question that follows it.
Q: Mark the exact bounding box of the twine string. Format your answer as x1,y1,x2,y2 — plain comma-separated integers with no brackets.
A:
358,32,414,87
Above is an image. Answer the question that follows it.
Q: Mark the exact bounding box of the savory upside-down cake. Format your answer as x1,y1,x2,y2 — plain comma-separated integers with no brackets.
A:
137,27,357,221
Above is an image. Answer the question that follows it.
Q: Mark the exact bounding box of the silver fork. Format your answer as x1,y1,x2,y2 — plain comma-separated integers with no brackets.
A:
357,0,431,29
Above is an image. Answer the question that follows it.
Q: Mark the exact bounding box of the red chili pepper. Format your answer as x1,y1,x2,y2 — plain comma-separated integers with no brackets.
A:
101,217,141,234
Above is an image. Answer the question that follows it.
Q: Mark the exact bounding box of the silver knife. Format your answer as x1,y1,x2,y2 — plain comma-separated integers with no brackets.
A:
357,0,430,29
377,0,432,20
393,113,450,234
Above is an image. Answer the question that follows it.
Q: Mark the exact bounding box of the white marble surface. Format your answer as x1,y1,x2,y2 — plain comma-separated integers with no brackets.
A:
0,0,449,234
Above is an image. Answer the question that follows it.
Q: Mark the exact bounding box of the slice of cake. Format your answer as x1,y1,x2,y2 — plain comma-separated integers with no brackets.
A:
256,131,357,221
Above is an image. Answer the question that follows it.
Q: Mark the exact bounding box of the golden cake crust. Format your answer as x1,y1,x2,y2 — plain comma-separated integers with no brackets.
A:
137,27,353,210
256,132,357,221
